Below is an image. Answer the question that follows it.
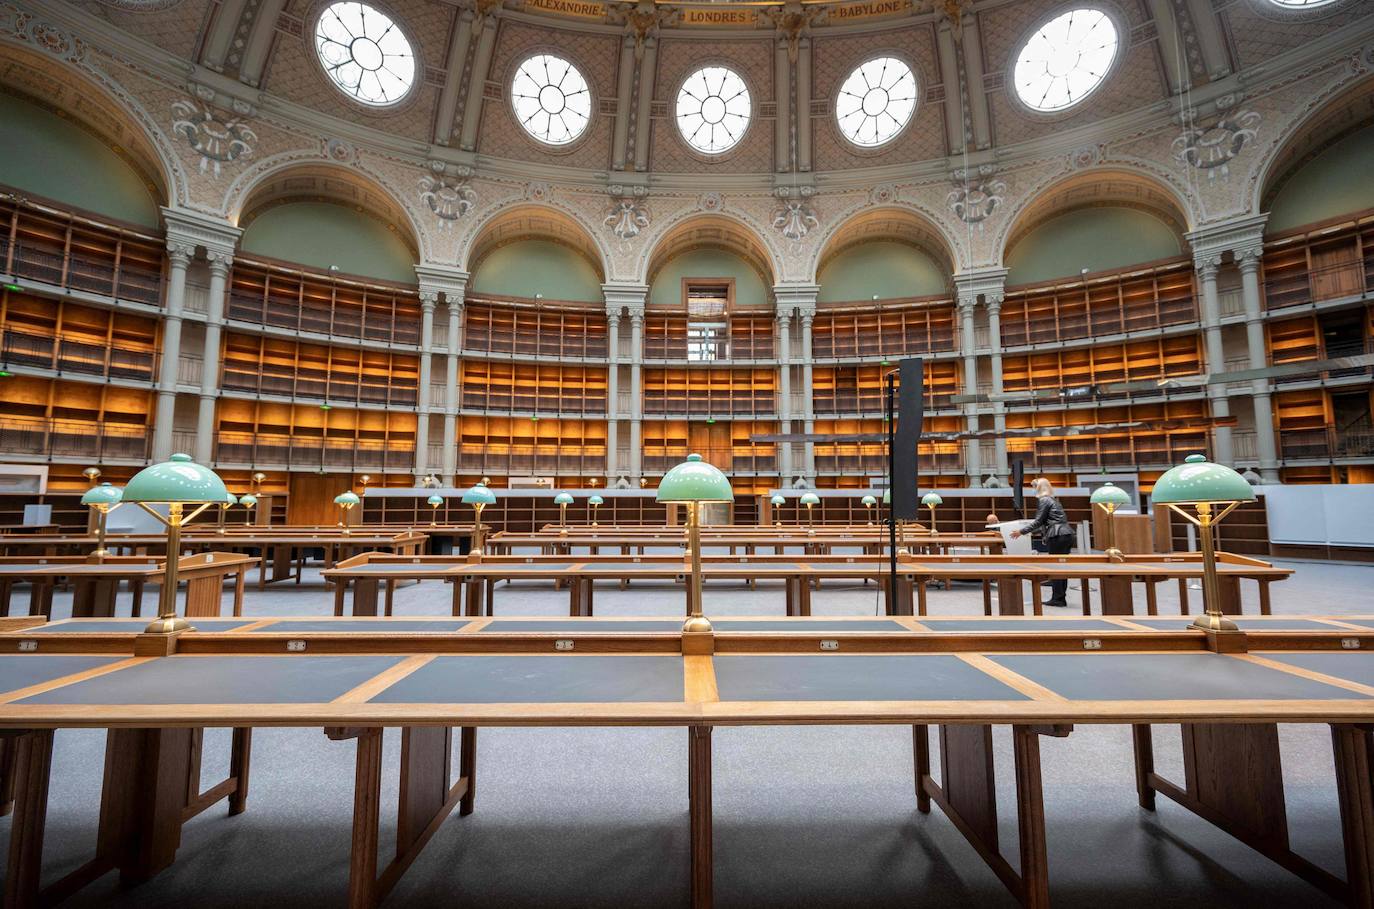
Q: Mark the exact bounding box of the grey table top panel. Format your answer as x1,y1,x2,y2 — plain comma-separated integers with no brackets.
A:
1127,617,1352,632
575,563,686,572
715,619,910,633
255,619,474,633
1263,652,1374,689
989,653,1368,701
333,563,456,574
28,619,256,634
370,655,684,704
17,655,406,705
713,654,1030,702
0,655,124,694
1337,618,1374,630
477,620,683,633
462,564,574,573
920,619,1129,633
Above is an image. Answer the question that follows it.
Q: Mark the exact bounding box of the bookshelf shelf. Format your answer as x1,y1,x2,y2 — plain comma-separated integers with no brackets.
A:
459,361,607,415
812,361,960,415
641,420,777,474
812,416,963,475
811,298,957,360
642,368,777,417
463,298,607,359
226,259,422,347
215,400,416,472
1002,335,1203,399
455,416,606,477
1001,260,1196,347
221,331,419,407
1,290,159,383
0,376,151,462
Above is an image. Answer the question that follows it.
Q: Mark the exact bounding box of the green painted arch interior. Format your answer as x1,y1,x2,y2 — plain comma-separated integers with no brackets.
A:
649,248,770,308
0,93,160,228
1005,207,1183,285
1267,125,1374,233
817,241,948,302
239,202,418,285
471,239,604,303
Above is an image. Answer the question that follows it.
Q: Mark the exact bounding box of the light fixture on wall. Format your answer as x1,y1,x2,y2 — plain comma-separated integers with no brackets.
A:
252,472,266,490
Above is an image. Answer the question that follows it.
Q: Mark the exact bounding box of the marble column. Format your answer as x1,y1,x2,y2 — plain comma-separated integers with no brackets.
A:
1195,256,1234,465
1238,249,1280,482
194,250,232,465
152,242,193,461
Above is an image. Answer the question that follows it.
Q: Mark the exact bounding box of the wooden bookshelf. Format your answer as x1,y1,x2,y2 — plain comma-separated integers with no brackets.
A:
0,290,159,382
811,361,960,414
0,376,151,462
641,420,777,474
641,312,775,360
0,190,164,307
812,417,963,475
455,415,606,477
458,361,607,415
1275,389,1333,461
1000,259,1196,347
1002,335,1202,398
462,298,607,359
811,298,957,360
642,368,777,416
1261,210,1374,311
1158,497,1270,556
215,399,415,472
226,258,422,346
221,332,419,407
1004,400,1211,471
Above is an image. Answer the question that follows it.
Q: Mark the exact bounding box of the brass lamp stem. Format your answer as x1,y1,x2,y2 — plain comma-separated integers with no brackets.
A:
243,506,254,527
91,507,110,563
145,502,195,634
682,501,712,635
806,504,815,536
1188,503,1237,633
1101,503,1124,562
217,503,228,535
560,503,568,535
928,505,937,536
471,503,485,557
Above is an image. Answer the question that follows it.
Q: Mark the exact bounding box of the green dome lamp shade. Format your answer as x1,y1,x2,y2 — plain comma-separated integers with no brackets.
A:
921,492,943,536
215,492,239,536
861,494,877,525
553,491,575,534
1152,454,1256,638
238,493,258,526
81,482,123,562
770,493,786,527
462,483,498,556
121,453,233,635
587,494,604,526
334,491,361,534
798,491,821,535
426,494,445,527
1090,482,1132,563
656,454,734,642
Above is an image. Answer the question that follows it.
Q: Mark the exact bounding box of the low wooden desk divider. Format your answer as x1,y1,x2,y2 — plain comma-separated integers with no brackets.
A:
0,615,1371,907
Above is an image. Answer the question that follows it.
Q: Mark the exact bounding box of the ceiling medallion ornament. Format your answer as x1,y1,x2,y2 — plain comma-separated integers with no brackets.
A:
1172,107,1261,180
170,99,256,176
605,197,650,240
947,166,1006,226
419,169,477,226
698,191,723,211
773,195,818,242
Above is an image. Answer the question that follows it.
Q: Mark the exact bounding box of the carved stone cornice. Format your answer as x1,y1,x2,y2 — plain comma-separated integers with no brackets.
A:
952,267,1008,309
162,206,241,258
414,264,471,303
773,283,819,319
1185,213,1269,265
601,282,649,317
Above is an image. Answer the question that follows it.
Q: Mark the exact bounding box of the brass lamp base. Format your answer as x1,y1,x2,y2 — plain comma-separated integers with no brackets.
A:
1190,613,1240,634
1105,547,1125,563
683,615,714,634
144,615,195,634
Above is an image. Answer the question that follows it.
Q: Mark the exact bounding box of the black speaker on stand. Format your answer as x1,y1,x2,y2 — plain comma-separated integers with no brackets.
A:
884,358,924,614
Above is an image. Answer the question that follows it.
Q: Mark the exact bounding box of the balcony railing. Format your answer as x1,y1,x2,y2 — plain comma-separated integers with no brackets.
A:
814,450,962,474
642,449,777,474
0,419,150,461
454,448,606,475
1,238,162,307
1,328,156,382
219,370,419,407
1280,425,1374,461
213,434,414,471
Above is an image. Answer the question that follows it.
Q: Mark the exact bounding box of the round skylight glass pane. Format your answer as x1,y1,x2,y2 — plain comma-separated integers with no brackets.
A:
1267,0,1338,6
1013,8,1119,113
676,66,751,155
314,1,415,106
511,54,592,146
835,57,918,148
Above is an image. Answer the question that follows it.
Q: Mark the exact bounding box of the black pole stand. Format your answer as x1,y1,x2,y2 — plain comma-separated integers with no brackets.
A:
885,372,898,615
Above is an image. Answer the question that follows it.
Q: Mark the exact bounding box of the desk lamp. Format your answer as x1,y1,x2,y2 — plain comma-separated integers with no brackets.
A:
121,453,232,634
1151,454,1255,637
657,454,733,646
334,491,360,534
462,482,497,556
1090,483,1131,563
770,494,785,527
426,494,444,526
588,494,604,526
216,492,238,535
799,492,820,535
861,494,876,525
81,482,122,562
554,492,574,534
239,493,257,526
921,493,943,536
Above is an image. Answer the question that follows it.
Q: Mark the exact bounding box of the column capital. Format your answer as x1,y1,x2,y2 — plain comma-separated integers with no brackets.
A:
1193,254,1224,279
1236,245,1263,272
601,282,649,317
952,267,1008,310
1185,213,1268,265
415,264,470,303
985,292,1004,317
166,240,196,263
162,206,242,258
204,248,234,276
418,290,439,311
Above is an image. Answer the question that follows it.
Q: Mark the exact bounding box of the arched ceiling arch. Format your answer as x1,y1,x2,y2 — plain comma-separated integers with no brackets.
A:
1000,169,1191,264
235,163,421,259
815,206,956,286
465,204,607,283
645,213,775,291
1258,74,1374,215
0,44,170,210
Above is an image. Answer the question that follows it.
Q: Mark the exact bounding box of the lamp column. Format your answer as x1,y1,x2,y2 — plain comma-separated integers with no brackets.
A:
776,309,793,481
152,240,194,461
1193,255,1234,465
415,291,438,483
1238,247,1281,483
194,248,235,466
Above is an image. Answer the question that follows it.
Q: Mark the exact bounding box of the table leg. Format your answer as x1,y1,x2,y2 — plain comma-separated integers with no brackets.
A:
1130,725,1156,810
0,579,10,618
996,578,1023,616
459,727,476,816
233,568,245,618
689,725,712,909
1144,581,1158,617
784,577,795,617
799,575,811,618
916,579,928,617
982,580,991,617
27,580,53,619
913,725,930,813
352,579,380,617
337,727,382,909
334,580,347,617
1031,580,1043,617
4,730,54,907
1259,580,1272,616
1099,577,1134,616
1178,578,1189,614
1333,724,1374,907
384,580,395,618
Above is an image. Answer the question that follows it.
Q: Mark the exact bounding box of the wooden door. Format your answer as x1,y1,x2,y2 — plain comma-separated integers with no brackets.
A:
287,473,350,526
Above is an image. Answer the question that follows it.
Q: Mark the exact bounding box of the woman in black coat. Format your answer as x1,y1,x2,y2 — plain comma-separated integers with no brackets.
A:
1010,477,1075,608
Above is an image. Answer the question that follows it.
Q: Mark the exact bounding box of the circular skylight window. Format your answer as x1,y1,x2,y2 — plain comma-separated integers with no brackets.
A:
835,57,918,148
511,54,592,146
1012,8,1119,113
314,1,415,107
676,66,751,155
1267,0,1338,6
